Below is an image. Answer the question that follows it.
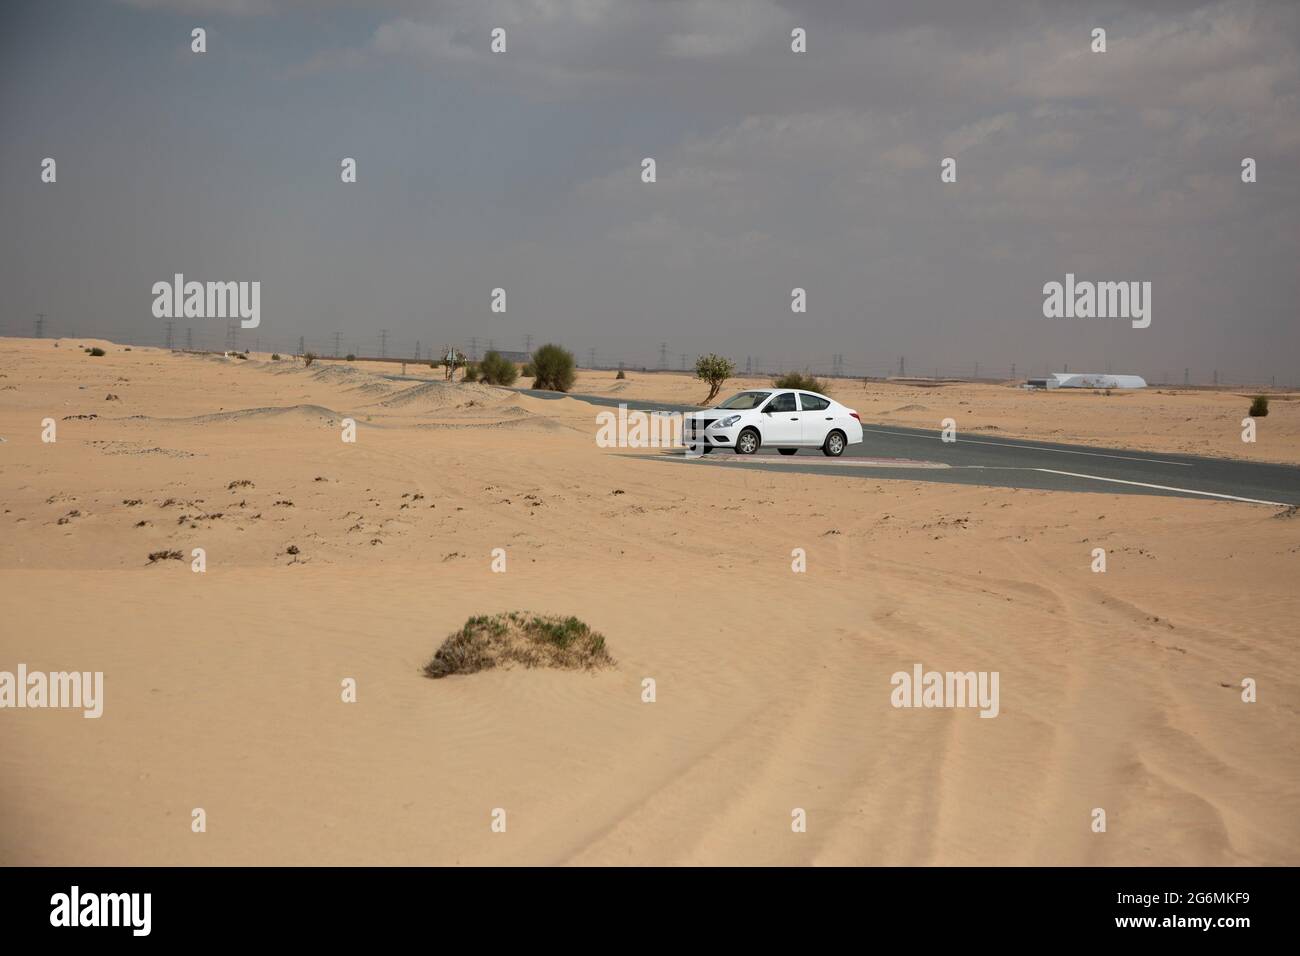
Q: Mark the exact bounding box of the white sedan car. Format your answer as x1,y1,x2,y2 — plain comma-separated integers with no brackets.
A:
683,389,864,456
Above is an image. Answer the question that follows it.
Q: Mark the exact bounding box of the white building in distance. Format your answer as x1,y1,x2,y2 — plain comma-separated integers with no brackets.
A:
1026,372,1147,389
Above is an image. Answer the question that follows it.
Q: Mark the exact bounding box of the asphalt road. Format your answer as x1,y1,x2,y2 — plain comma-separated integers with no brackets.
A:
517,388,1300,506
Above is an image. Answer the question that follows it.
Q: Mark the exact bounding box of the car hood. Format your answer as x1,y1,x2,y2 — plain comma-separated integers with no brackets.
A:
683,408,739,420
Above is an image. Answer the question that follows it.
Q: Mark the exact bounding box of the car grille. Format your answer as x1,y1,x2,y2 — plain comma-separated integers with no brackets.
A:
686,418,717,437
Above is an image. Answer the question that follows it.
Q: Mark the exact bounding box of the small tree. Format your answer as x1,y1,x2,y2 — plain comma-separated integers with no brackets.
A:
695,353,735,405
462,362,480,383
478,350,519,386
271,353,281,361
346,353,356,362
531,343,576,392
303,352,316,367
1249,395,1270,417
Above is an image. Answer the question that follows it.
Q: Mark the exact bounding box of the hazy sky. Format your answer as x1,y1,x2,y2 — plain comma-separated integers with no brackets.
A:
2,0,1297,381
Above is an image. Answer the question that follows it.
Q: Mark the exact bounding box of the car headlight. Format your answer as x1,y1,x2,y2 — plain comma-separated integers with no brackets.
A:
715,415,741,428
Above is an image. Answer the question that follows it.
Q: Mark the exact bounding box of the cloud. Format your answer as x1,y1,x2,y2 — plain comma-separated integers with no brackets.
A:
664,0,791,57
370,18,478,63
943,113,1017,155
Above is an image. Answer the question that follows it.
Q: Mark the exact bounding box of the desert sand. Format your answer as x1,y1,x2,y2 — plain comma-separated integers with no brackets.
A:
1,337,1298,865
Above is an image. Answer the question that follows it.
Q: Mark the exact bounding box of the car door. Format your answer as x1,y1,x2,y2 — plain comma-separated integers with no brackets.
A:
797,392,833,445
761,391,802,445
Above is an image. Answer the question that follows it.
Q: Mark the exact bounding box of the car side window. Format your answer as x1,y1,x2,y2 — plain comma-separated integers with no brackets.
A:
767,392,797,413
800,393,830,411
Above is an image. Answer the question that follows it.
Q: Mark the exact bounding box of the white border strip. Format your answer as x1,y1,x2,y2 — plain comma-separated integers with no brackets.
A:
1035,468,1289,506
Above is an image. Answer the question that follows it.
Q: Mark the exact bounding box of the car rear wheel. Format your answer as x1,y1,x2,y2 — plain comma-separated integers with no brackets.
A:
778,448,798,456
822,430,846,457
735,428,760,455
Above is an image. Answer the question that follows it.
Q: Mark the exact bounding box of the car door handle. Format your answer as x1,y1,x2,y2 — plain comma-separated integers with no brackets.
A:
824,416,833,420
790,416,799,420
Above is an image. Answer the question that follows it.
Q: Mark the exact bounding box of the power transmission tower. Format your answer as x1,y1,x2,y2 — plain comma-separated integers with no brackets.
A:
1011,362,1016,379
35,313,46,338
899,356,905,377
589,347,597,368
164,321,174,349
659,343,668,370
226,323,238,351
1184,368,1190,385
298,335,305,356
186,327,193,350
333,332,341,358
679,353,686,371
487,338,495,353
470,337,478,360
973,362,979,380
379,330,388,358
415,340,421,361
524,334,533,354
745,356,752,375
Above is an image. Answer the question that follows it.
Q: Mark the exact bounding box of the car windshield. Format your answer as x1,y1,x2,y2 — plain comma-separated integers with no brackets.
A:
716,391,772,410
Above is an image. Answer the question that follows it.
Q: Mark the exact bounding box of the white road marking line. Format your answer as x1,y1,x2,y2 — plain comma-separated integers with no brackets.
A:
1034,468,1289,506
860,427,1192,466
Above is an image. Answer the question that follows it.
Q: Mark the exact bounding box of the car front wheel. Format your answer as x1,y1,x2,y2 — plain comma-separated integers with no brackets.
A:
822,430,846,457
735,427,760,455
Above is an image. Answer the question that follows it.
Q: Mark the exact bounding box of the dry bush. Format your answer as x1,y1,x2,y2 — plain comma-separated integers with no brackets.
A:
424,612,613,679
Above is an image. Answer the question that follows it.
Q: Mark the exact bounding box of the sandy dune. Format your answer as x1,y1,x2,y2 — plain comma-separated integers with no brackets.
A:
1,338,1298,865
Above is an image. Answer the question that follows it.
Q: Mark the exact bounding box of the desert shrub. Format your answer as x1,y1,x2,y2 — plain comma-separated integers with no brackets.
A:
147,550,184,563
88,347,106,357
346,353,357,362
303,352,316,367
424,612,613,679
531,343,576,392
772,371,824,392
271,353,281,361
695,353,736,405
522,361,535,377
461,362,480,383
478,350,518,386
616,367,626,380
1249,395,1270,417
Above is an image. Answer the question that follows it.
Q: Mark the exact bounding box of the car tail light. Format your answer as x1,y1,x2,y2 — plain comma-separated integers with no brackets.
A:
849,411,861,421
